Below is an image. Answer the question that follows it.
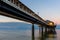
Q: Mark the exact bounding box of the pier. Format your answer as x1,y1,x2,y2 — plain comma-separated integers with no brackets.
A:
0,0,56,40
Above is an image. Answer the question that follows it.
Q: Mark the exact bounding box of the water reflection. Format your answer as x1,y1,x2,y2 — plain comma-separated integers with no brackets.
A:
42,30,56,40
45,30,56,40
32,29,57,40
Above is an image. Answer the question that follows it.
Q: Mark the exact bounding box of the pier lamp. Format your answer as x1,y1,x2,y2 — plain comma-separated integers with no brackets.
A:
49,22,54,26
49,22,53,25
45,20,55,27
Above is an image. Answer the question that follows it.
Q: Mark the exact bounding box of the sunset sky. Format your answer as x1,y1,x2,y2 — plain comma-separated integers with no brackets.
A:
0,0,60,25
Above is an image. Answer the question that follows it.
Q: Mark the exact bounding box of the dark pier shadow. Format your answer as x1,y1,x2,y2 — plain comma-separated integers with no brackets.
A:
33,29,57,40
42,30,56,40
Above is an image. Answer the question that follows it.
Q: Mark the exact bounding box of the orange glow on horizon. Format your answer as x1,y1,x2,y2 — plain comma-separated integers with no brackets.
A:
51,18,60,25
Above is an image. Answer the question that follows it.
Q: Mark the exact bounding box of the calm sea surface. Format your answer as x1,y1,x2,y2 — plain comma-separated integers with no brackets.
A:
0,22,60,40
0,29,59,40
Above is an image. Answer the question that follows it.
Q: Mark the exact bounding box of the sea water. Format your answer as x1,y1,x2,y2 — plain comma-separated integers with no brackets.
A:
0,22,60,40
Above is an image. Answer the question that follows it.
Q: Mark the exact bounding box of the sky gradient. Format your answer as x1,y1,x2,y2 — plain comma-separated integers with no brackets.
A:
0,0,60,24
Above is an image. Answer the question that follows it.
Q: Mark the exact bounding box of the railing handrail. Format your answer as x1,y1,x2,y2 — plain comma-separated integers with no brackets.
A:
1,0,47,24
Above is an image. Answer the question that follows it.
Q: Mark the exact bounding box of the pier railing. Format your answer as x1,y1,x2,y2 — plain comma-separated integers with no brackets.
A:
1,0,45,23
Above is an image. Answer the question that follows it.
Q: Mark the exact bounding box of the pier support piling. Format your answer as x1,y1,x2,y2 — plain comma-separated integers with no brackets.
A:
32,24,35,40
42,26,43,36
45,26,48,37
45,27,47,33
39,27,40,36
